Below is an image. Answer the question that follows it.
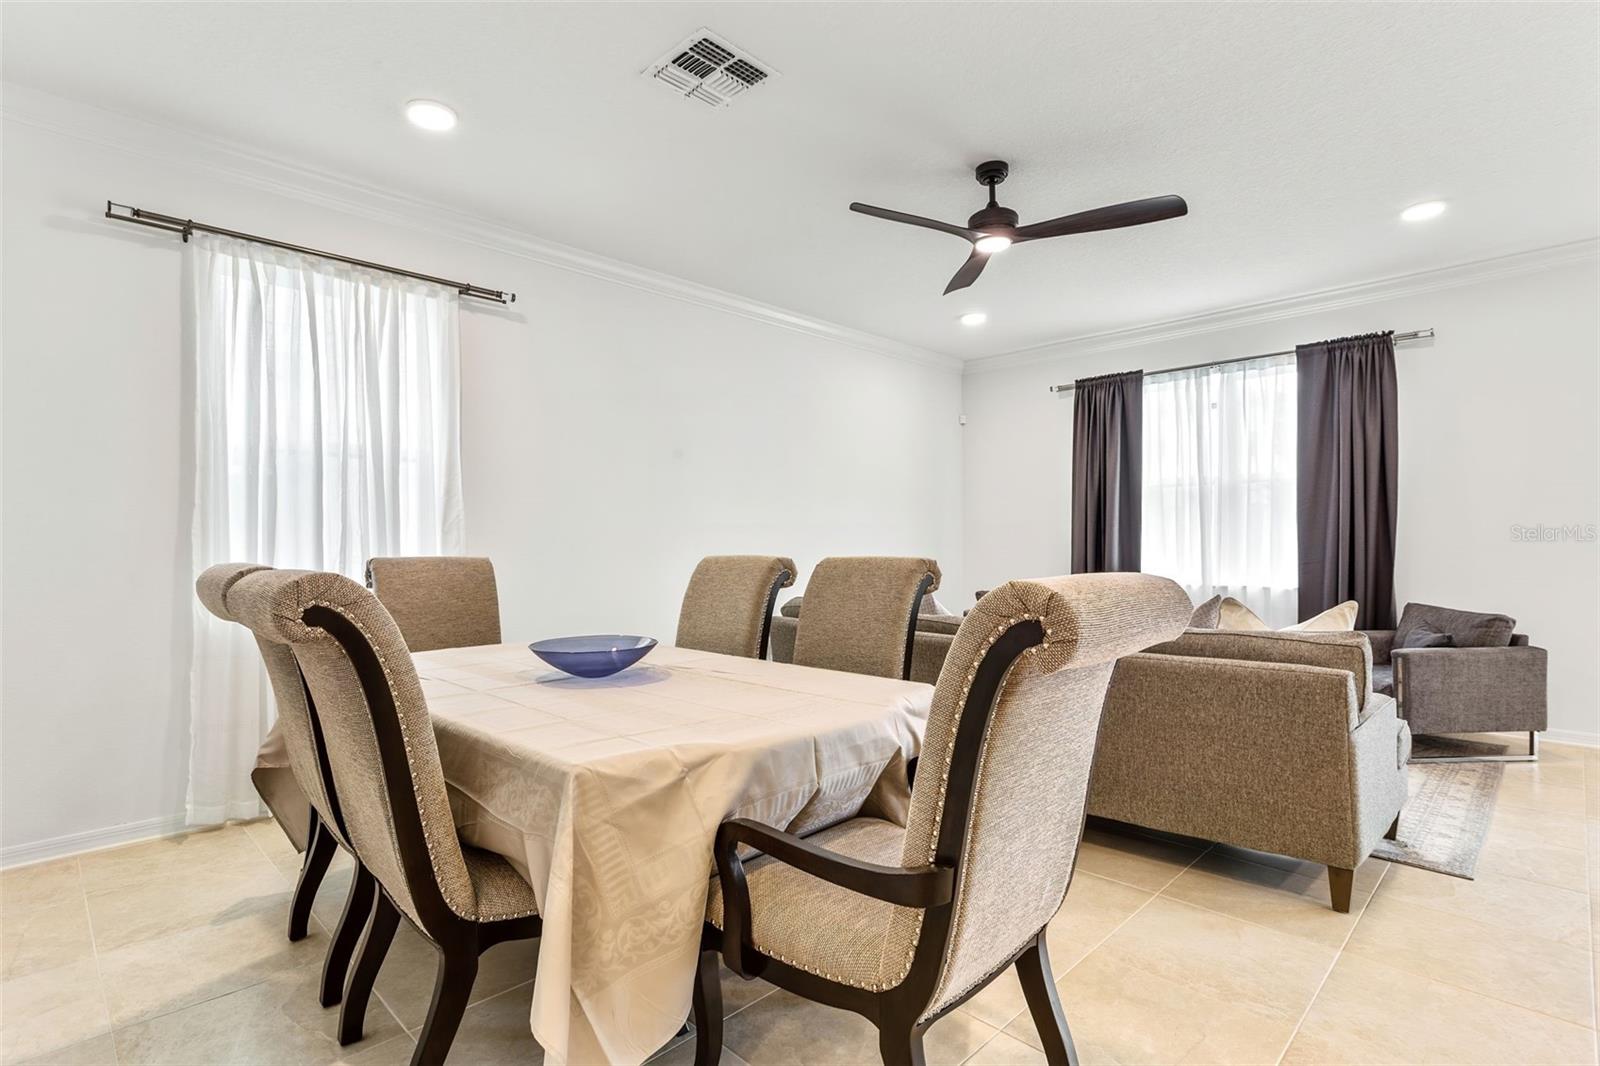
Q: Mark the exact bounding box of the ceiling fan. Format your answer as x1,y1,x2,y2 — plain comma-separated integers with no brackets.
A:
849,160,1188,295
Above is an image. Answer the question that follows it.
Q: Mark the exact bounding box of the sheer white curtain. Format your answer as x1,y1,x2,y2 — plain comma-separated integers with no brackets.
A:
187,233,463,825
1141,354,1298,626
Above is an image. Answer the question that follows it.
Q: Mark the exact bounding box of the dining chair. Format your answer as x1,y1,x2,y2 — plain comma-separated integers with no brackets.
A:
674,555,797,659
791,556,942,679
365,555,502,652
227,567,541,1066
196,563,376,1011
695,572,1193,1066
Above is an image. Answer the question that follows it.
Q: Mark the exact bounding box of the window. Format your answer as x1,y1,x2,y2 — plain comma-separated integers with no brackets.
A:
1141,354,1298,626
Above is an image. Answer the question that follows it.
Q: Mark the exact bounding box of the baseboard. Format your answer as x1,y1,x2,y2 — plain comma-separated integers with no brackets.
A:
0,812,191,870
1541,729,1600,749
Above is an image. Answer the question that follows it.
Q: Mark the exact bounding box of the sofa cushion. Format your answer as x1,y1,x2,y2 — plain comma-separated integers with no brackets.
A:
1397,619,1454,649
913,614,962,636
1371,663,1395,697
1188,595,1223,630
1395,602,1515,649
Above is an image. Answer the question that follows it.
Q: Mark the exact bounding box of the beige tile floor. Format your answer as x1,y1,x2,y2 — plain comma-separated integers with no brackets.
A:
3,740,1597,1065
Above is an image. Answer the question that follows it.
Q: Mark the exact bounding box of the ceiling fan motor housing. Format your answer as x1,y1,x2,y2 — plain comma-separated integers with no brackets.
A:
969,160,1017,232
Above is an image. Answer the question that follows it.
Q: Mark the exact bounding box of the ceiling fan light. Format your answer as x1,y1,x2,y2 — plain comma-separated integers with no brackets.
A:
1400,200,1446,223
405,99,458,132
973,235,1013,255
959,311,988,327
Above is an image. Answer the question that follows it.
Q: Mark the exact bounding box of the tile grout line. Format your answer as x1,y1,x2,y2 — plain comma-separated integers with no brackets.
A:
77,857,122,1065
1271,855,1392,1066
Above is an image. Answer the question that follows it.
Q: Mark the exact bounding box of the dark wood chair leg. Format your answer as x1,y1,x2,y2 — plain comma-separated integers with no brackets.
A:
692,948,723,1066
289,811,336,943
1327,866,1355,913
1015,930,1079,1066
876,1021,927,1066
320,864,376,1007
411,943,479,1066
339,889,400,1046
1384,815,1400,841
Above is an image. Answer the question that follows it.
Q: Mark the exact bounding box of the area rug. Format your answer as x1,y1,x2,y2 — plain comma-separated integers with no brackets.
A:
1371,737,1505,879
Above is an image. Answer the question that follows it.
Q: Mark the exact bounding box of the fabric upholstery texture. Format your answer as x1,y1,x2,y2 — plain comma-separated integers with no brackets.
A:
1218,596,1272,630
1371,663,1395,697
365,556,502,653
225,567,535,928
1394,602,1516,649
770,610,955,683
791,557,942,679
196,563,345,852
674,555,796,658
1393,644,1548,734
1188,595,1223,629
1091,651,1408,870
706,818,914,990
1145,629,1374,719
1397,620,1454,649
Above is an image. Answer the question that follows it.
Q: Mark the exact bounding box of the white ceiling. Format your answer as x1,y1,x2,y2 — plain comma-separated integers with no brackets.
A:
5,2,1596,359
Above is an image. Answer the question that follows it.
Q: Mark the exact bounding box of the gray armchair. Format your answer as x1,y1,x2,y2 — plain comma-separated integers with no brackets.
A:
1361,602,1547,762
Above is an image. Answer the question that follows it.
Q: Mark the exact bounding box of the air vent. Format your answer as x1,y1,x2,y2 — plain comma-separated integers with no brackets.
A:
643,29,778,108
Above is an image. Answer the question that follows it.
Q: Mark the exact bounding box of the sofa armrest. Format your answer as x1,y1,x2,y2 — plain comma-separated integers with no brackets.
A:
1090,653,1368,868
1359,630,1395,665
1391,645,1548,734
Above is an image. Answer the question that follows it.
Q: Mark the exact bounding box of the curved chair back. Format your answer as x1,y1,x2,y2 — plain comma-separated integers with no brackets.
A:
675,555,797,659
791,556,941,679
366,556,501,652
196,563,348,849
894,573,1191,1020
228,568,478,935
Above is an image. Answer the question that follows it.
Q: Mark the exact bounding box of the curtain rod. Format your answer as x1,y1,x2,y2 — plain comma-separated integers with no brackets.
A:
1047,329,1434,393
103,201,516,304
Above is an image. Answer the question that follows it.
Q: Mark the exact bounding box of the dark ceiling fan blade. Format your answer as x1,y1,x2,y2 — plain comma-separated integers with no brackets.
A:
943,249,990,295
1013,195,1188,242
850,202,978,241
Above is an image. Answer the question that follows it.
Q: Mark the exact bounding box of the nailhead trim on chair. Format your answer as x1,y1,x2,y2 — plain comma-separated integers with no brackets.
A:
308,599,540,923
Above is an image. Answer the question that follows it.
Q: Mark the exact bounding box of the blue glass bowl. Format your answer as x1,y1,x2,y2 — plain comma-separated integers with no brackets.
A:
528,635,658,678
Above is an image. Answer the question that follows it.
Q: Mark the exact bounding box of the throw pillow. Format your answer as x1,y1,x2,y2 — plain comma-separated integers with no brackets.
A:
1284,600,1359,632
1218,597,1360,632
1218,597,1272,631
1188,595,1223,630
1397,619,1455,649
1394,602,1515,648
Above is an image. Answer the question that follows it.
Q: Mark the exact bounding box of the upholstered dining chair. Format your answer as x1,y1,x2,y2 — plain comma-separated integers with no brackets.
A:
675,555,797,659
791,556,942,680
227,567,541,1065
694,573,1192,1066
196,563,374,1011
366,555,502,652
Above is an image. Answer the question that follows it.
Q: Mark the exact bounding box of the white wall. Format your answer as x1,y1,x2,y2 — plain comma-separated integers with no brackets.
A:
0,98,965,860
961,252,1600,744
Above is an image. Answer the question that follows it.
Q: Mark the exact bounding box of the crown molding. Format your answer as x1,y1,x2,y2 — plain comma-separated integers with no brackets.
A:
964,238,1600,376
1,83,961,373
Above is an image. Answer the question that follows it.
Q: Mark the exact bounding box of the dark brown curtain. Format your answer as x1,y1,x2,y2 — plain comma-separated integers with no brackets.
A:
1071,370,1143,573
1296,332,1398,628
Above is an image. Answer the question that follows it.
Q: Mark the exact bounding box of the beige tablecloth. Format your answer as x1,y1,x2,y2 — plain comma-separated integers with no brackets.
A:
412,642,932,1065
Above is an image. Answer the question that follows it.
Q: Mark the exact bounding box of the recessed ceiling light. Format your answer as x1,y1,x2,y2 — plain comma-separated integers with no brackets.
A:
1400,200,1447,223
973,235,1013,255
960,311,988,327
405,100,458,132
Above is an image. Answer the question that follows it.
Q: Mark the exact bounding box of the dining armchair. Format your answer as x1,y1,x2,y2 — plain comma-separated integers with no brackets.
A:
674,554,797,659
695,573,1192,1066
366,555,502,652
196,563,374,1011
227,567,541,1066
791,556,942,679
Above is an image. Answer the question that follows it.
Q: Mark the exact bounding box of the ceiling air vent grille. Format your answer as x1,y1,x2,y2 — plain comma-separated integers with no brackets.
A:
644,30,778,108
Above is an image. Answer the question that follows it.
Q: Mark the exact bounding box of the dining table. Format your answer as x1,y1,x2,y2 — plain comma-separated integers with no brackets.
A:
410,640,935,1066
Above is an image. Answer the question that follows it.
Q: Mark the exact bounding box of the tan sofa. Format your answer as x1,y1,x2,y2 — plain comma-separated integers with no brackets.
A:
1088,629,1411,911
